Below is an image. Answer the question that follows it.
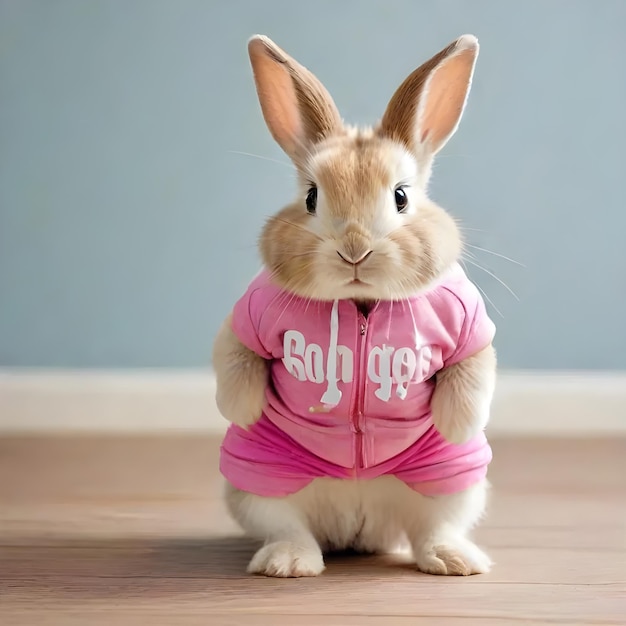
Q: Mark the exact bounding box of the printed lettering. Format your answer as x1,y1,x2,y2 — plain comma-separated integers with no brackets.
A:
282,329,435,402
367,345,395,402
416,345,433,381
392,347,418,389
304,343,324,383
282,330,307,381
336,345,353,383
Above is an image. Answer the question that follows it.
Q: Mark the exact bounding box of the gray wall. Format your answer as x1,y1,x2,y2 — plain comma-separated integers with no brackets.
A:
1,0,624,370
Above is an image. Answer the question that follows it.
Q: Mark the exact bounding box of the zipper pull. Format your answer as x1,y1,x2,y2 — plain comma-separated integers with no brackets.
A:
359,322,366,335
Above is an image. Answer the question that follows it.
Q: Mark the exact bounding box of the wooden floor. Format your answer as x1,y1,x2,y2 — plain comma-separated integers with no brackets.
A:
0,436,624,625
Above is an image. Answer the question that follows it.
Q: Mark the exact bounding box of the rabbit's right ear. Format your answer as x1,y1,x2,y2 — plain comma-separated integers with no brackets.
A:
248,36,342,164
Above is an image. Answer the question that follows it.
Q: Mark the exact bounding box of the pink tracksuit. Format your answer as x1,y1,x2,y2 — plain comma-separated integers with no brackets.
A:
220,264,495,497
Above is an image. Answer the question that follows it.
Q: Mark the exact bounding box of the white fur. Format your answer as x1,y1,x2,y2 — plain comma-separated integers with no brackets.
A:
226,476,491,577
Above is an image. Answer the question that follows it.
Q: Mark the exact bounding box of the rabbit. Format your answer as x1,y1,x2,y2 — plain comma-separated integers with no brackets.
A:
213,34,497,578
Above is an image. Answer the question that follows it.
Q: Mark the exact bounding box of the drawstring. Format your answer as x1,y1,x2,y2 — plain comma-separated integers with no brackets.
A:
314,297,417,409
320,299,342,409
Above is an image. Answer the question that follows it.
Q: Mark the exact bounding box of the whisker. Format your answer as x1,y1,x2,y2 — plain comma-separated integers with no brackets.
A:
460,260,504,318
228,150,294,170
272,288,299,327
474,279,505,318
464,244,526,267
463,257,520,301
459,226,487,233
270,217,324,242
272,251,317,266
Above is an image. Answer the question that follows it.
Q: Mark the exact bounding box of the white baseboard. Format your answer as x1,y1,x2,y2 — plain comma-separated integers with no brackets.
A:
0,369,624,436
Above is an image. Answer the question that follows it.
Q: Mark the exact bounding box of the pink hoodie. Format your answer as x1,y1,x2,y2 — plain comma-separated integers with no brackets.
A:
220,264,495,498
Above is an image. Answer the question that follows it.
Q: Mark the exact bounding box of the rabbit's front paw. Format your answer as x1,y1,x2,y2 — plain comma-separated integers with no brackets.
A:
213,315,268,428
431,381,492,445
217,381,266,428
431,346,496,444
431,405,486,445
247,541,325,578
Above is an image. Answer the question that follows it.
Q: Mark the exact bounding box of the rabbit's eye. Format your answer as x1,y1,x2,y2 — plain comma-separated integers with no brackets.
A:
306,186,317,215
394,187,408,213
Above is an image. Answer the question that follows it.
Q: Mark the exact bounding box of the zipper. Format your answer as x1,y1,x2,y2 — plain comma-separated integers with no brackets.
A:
351,313,369,471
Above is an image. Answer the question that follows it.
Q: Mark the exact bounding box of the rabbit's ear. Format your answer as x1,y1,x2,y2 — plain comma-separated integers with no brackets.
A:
248,35,342,163
379,35,479,164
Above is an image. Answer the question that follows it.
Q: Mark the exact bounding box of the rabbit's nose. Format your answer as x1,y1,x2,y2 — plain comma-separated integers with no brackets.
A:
338,230,372,265
337,249,373,266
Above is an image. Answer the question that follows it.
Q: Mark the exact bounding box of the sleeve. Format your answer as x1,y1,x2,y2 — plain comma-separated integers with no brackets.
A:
443,279,496,367
230,285,273,359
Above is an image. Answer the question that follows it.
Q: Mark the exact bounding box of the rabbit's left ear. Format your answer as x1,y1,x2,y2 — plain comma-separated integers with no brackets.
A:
379,35,479,164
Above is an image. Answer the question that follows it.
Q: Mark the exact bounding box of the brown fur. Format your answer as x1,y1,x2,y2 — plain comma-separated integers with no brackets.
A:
248,35,477,303
315,135,393,215
259,131,462,302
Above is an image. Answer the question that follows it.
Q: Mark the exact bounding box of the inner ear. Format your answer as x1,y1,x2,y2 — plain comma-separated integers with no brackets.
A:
249,40,303,156
248,35,342,163
418,47,477,148
378,36,479,160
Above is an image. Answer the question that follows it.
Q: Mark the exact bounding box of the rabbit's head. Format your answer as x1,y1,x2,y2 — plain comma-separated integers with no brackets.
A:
249,35,478,301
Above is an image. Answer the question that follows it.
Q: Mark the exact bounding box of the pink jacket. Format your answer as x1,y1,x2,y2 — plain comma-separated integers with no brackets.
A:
220,264,495,497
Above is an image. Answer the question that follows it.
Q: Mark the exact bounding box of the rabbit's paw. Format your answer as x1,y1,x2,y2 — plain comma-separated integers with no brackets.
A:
414,538,491,576
247,541,325,578
217,383,266,428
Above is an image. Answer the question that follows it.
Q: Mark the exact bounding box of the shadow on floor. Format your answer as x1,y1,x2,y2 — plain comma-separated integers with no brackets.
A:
1,535,419,599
